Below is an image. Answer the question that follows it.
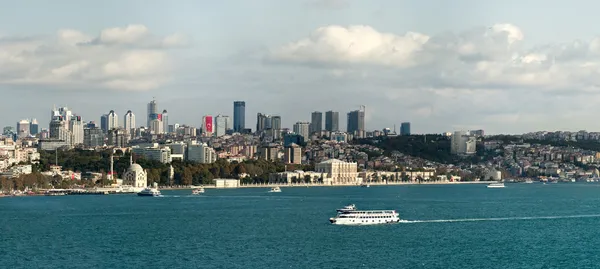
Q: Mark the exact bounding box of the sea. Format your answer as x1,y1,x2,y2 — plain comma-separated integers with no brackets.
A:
2,183,600,269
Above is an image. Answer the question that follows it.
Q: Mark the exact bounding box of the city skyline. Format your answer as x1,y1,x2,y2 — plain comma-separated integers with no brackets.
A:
4,1,600,134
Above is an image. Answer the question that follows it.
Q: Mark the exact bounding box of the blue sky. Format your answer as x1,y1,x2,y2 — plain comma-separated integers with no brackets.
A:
2,0,600,134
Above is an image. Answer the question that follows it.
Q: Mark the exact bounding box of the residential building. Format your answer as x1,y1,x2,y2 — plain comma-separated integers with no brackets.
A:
451,131,477,154
17,119,30,138
347,109,365,138
187,142,217,163
259,143,279,161
284,143,302,164
124,110,135,135
215,115,230,137
293,122,310,141
84,127,104,147
107,128,129,147
132,144,172,164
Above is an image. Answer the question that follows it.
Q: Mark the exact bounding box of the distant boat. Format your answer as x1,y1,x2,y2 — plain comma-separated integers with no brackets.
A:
524,179,533,184
487,182,505,188
269,186,281,193
192,187,204,195
336,204,357,213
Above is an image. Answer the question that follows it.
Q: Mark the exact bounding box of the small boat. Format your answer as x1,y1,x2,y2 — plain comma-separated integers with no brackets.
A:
524,179,533,184
336,204,357,213
268,186,281,193
138,183,161,197
192,187,205,195
487,182,505,188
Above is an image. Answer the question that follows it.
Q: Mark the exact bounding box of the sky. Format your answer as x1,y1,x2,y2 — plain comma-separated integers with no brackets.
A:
3,0,600,134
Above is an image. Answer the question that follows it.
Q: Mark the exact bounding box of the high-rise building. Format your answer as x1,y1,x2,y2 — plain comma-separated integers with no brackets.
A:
107,110,118,131
293,122,310,141
17,119,30,138
84,126,104,147
256,113,272,133
100,114,109,133
310,111,323,134
147,99,157,128
30,119,39,135
347,109,365,137
325,111,339,132
233,101,245,132
451,131,476,154
271,116,282,140
69,116,84,145
49,116,70,144
162,110,169,134
202,115,213,136
124,110,136,134
108,128,129,147
400,122,411,135
215,115,230,137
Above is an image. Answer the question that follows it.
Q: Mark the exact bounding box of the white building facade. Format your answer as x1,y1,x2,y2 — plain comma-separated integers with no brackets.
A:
315,159,359,185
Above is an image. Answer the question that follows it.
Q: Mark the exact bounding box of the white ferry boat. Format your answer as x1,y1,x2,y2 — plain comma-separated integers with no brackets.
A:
192,187,205,195
269,186,281,193
137,183,161,197
524,179,533,184
330,210,400,225
487,182,505,188
336,204,357,213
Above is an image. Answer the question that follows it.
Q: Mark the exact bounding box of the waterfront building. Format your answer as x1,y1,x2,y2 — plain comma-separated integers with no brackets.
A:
315,159,359,185
325,111,339,132
122,156,147,190
233,101,245,132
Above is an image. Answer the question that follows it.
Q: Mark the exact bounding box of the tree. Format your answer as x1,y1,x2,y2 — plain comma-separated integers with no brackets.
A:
303,175,311,183
381,175,388,184
182,168,192,186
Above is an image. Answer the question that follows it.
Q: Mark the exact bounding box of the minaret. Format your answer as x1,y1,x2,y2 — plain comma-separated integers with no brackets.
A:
130,153,133,165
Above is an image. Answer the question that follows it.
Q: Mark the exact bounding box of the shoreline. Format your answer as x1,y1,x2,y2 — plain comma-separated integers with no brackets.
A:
163,181,498,189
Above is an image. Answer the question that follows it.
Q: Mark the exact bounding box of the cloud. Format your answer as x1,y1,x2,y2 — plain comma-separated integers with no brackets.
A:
0,24,185,91
264,23,600,133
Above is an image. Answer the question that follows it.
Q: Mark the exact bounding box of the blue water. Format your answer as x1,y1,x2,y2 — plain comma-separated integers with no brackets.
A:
2,183,600,268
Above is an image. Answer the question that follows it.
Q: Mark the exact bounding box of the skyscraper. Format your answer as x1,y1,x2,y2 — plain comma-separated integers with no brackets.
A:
147,99,157,127
202,115,213,136
107,110,118,131
310,111,323,134
30,119,39,135
16,119,30,138
325,111,339,132
271,116,282,140
256,113,272,133
233,101,245,132
293,122,310,141
69,116,84,145
162,110,168,133
124,110,136,134
215,115,229,137
100,114,109,133
347,109,365,136
400,122,411,135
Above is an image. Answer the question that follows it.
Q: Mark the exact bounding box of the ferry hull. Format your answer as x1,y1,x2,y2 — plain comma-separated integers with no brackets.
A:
137,193,160,197
330,217,400,225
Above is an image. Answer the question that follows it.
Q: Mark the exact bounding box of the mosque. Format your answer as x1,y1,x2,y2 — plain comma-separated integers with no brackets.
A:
122,155,147,191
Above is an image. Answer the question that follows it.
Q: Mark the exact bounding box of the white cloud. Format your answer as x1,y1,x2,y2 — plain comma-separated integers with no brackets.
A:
266,23,600,133
0,25,184,91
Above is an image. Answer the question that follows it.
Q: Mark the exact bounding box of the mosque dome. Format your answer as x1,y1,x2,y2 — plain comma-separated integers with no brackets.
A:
128,163,144,173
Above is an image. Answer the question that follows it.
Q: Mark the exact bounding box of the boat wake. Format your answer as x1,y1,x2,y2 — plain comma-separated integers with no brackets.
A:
399,214,600,223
